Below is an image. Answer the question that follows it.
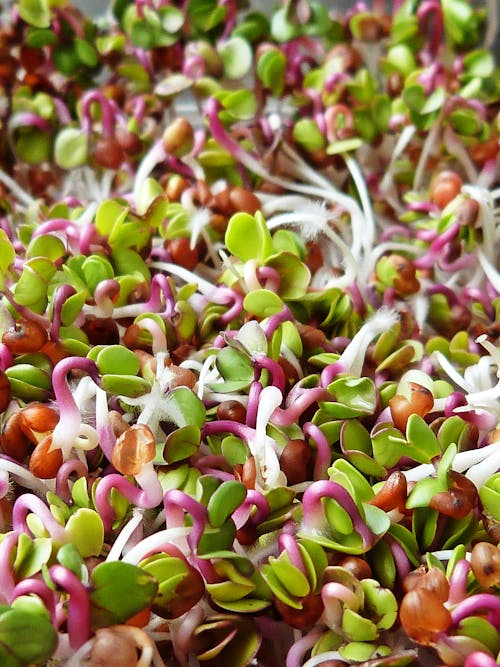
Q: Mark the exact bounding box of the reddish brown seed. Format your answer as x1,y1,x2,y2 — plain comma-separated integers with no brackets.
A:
389,382,434,432
399,588,452,644
385,254,420,296
166,237,199,270
370,472,408,512
228,186,262,215
114,126,142,155
0,370,11,414
1,412,33,461
280,439,312,485
403,566,450,602
469,135,499,164
82,316,120,345
471,542,500,588
297,323,326,349
112,424,156,476
90,628,139,667
455,198,480,227
2,320,48,354
274,593,324,630
429,171,463,209
19,402,58,435
168,365,197,390
305,242,324,273
429,470,478,519
165,175,188,201
162,117,194,157
209,213,228,234
108,410,130,439
29,435,63,479
235,456,257,490
93,138,125,170
338,556,372,580
216,400,247,424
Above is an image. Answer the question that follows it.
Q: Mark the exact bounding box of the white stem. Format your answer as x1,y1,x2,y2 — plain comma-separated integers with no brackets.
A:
0,168,36,207
0,460,51,494
106,509,145,561
150,261,215,295
122,527,191,564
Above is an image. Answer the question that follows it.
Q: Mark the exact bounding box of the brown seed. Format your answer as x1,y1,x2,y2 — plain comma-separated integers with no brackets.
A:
108,410,130,439
20,403,58,435
228,186,262,215
274,593,324,630
470,542,500,588
280,439,312,485
114,126,142,155
389,382,434,432
1,412,33,461
90,628,139,667
93,138,125,170
162,117,194,157
166,237,199,270
338,556,372,580
469,135,499,164
216,400,247,424
455,198,480,227
29,435,63,479
297,323,326,349
399,588,452,644
370,471,407,512
235,456,256,490
112,424,156,476
165,175,188,201
429,171,463,209
2,320,48,354
0,370,11,414
403,566,449,602
82,316,120,345
430,472,478,519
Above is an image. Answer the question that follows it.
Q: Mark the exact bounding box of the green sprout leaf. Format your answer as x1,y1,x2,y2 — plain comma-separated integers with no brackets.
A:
225,211,274,262
54,128,88,170
0,230,15,291
0,606,57,666
90,561,158,629
18,0,50,28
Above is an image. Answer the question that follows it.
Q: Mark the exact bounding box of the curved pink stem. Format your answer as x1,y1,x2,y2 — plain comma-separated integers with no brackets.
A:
49,565,90,649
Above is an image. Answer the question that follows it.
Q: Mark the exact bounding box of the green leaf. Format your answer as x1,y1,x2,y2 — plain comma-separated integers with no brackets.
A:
14,536,52,579
163,387,206,428
0,607,57,666
56,543,85,579
164,425,200,463
65,509,104,558
54,128,88,170
405,413,440,463
270,553,311,598
219,37,252,79
74,38,98,67
18,0,50,28
90,561,158,629
225,211,274,262
0,230,15,291
257,48,286,95
96,345,140,376
25,27,58,47
265,252,311,299
208,481,247,528
243,289,284,319
463,49,494,79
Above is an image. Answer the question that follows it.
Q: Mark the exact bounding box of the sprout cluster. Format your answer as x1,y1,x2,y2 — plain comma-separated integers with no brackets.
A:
0,0,498,666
